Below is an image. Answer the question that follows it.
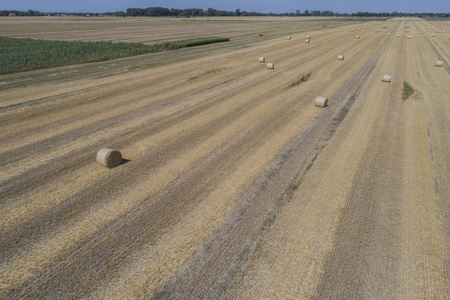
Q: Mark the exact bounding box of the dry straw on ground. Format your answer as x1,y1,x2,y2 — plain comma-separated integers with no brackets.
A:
315,96,328,108
2,18,449,300
96,148,122,168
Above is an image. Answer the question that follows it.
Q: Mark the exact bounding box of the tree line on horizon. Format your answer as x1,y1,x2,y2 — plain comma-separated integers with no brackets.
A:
1,8,449,18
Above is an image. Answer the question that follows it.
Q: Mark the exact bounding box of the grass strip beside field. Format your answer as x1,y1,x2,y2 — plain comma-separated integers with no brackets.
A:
151,37,230,51
0,36,230,75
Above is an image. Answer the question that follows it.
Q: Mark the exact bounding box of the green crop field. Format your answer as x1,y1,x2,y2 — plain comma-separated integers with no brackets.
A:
0,36,229,75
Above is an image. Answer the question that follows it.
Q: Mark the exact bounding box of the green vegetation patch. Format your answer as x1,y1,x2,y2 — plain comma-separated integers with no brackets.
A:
288,72,312,88
402,81,415,101
0,36,230,75
152,37,230,51
0,37,152,74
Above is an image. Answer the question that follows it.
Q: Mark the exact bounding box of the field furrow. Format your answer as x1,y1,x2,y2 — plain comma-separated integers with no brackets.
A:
0,17,448,299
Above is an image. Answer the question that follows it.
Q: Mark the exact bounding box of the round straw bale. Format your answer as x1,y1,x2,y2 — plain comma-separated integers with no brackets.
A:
306,35,311,39
408,36,412,39
322,29,325,31
388,33,391,36
396,35,400,38
337,55,344,60
287,36,291,40
315,96,328,108
435,61,443,67
97,148,122,168
305,39,310,43
356,35,360,39
267,63,275,69
361,29,365,32
258,57,265,63
432,34,435,37
382,75,391,82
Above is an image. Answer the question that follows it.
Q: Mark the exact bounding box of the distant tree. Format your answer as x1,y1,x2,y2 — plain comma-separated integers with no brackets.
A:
205,8,217,16
126,8,143,16
27,9,39,16
356,11,370,17
146,7,170,17
4,6,447,18
184,9,203,16
169,8,181,16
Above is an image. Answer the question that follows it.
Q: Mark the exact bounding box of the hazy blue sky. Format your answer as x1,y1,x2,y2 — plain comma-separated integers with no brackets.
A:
3,0,449,14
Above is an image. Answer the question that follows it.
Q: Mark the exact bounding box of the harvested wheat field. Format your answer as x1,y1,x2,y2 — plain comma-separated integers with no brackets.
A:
0,17,449,299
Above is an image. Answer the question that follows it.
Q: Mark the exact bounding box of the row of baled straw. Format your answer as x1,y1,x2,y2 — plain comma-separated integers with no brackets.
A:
97,26,445,168
286,34,318,43
387,30,445,68
264,34,314,70
260,33,346,109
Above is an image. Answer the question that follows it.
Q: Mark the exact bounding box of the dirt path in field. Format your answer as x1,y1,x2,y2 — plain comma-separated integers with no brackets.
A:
0,18,448,299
